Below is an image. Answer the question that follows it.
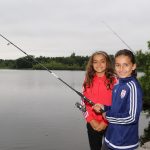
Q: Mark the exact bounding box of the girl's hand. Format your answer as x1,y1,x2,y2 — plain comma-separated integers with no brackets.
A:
96,121,107,132
90,120,107,132
93,103,104,113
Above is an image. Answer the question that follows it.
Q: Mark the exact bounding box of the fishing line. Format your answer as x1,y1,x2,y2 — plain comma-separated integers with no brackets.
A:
101,21,134,52
0,33,96,112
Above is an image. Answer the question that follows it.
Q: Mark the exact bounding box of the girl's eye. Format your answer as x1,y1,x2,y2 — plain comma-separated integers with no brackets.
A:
124,64,128,67
115,64,120,67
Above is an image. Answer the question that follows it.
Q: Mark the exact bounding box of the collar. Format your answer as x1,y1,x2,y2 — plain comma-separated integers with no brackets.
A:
119,76,135,83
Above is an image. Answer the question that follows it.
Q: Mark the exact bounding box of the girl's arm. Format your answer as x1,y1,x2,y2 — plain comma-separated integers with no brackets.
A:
106,83,143,125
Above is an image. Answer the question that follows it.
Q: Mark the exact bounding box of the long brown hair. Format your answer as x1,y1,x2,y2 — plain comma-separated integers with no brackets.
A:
83,51,115,90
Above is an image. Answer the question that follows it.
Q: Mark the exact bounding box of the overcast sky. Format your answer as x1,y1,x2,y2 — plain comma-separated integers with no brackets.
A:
0,0,150,59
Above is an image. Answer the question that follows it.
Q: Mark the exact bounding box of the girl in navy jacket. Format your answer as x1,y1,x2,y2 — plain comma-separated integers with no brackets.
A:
94,49,143,150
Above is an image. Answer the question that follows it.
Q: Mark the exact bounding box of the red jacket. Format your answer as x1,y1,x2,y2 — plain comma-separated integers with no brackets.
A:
83,74,115,124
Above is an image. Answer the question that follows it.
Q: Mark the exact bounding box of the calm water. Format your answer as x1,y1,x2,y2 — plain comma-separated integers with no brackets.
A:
0,70,149,150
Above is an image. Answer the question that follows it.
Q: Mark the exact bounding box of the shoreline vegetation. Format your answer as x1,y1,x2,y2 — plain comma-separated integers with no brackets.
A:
0,50,148,71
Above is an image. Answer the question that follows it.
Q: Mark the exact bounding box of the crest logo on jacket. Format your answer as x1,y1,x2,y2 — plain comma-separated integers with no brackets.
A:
120,89,126,99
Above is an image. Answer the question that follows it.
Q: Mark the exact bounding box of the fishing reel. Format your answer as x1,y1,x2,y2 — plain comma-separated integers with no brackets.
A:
75,102,86,112
75,102,105,113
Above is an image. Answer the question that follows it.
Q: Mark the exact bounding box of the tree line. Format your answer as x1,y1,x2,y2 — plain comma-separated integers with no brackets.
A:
0,51,149,71
0,52,89,70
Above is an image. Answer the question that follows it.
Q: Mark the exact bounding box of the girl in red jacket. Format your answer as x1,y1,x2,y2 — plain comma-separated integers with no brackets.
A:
82,51,116,150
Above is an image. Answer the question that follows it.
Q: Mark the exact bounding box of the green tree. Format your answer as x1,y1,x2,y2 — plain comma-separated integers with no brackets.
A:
16,55,35,69
138,41,150,110
147,41,150,50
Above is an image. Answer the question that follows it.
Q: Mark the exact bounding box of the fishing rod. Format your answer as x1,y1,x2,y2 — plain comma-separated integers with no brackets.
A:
0,33,99,113
101,21,134,52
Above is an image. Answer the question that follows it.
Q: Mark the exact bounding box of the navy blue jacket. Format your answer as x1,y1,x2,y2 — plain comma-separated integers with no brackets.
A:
104,76,143,150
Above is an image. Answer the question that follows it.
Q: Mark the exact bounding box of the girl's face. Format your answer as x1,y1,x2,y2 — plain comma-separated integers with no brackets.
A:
115,55,136,78
92,54,107,77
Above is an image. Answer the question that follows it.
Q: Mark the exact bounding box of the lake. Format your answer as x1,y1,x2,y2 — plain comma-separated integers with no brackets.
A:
0,70,149,150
